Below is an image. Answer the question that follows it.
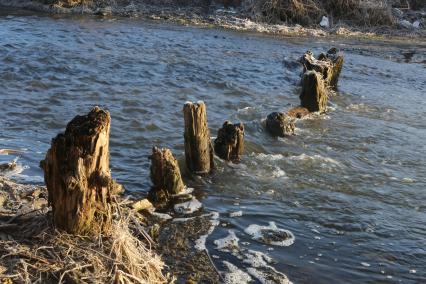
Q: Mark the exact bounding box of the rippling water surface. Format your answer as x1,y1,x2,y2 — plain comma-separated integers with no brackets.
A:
1,7,425,283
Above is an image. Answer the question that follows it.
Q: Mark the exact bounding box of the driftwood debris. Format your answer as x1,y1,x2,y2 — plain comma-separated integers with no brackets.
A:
41,107,115,235
300,48,344,89
183,101,214,174
214,121,244,162
300,71,328,113
265,112,295,137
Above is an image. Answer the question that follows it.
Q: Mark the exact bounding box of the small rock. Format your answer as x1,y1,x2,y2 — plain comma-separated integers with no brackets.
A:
320,16,329,28
132,199,154,211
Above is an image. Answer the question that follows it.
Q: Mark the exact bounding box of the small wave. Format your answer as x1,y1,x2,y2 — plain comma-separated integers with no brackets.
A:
289,153,343,168
346,103,379,113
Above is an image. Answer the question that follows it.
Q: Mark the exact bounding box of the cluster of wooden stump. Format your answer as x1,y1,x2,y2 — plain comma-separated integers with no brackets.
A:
39,48,343,236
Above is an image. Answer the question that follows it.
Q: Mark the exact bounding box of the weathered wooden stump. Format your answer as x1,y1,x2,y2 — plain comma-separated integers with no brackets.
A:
183,101,214,174
300,48,344,89
323,48,344,88
265,112,295,137
300,71,328,113
150,147,185,195
148,147,185,209
214,121,244,162
41,107,113,235
287,106,310,119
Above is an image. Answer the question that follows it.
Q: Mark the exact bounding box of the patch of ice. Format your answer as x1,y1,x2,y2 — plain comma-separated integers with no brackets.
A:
214,230,239,251
174,197,202,214
222,261,252,284
244,222,295,246
361,262,370,267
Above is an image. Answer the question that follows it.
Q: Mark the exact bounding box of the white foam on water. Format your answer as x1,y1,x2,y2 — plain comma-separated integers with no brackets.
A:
243,250,273,268
361,262,370,267
194,212,220,251
237,106,255,113
214,230,239,251
271,167,286,178
222,261,252,284
229,210,243,218
174,197,202,214
254,153,285,161
247,267,293,284
289,153,342,168
244,222,295,246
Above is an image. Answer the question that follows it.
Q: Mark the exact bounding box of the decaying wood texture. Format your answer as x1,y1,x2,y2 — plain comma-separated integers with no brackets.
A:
287,106,310,119
150,146,185,195
214,121,244,162
300,71,328,113
183,101,214,174
41,107,114,235
300,48,344,89
265,112,295,137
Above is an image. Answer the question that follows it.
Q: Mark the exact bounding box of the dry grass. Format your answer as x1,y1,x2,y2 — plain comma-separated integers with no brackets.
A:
0,178,168,284
244,0,396,26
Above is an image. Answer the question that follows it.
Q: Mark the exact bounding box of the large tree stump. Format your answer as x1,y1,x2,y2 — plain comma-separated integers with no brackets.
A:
41,107,113,235
150,147,185,195
265,112,295,137
300,48,344,89
183,101,214,174
300,71,328,113
214,121,244,162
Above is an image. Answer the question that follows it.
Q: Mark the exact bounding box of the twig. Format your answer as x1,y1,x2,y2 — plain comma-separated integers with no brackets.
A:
58,264,92,284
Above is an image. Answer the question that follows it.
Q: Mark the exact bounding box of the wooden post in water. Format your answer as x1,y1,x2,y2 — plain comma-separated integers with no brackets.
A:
300,48,344,89
41,107,113,235
150,146,185,195
265,112,295,137
214,121,244,162
183,101,214,174
321,48,344,89
300,71,327,113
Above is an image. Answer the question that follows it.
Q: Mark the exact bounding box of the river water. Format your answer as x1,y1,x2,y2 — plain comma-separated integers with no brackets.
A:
1,7,425,284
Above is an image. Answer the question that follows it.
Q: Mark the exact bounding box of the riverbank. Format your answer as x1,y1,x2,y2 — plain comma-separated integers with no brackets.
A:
0,0,425,41
0,176,221,283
